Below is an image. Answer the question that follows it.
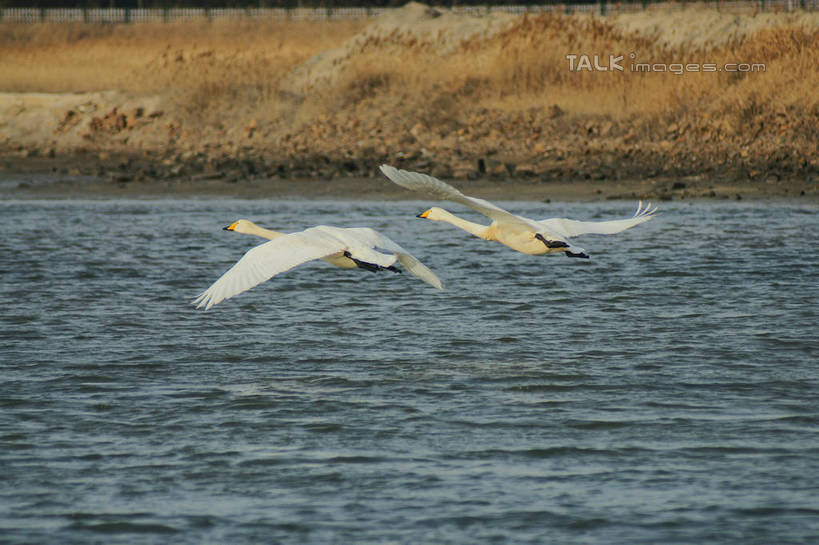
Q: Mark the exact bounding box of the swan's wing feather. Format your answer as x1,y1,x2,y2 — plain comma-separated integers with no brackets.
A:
336,227,443,290
336,227,402,252
395,253,443,290
537,201,658,238
308,226,392,268
379,164,519,224
193,230,343,310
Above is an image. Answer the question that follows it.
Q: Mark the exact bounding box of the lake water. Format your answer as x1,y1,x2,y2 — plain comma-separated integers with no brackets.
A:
1,197,817,544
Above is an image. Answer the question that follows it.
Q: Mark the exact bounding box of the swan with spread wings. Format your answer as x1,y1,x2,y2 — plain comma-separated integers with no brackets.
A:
379,165,657,259
194,220,442,310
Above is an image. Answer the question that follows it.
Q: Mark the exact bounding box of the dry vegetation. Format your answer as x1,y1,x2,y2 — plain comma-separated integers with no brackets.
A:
0,19,363,119
1,7,818,194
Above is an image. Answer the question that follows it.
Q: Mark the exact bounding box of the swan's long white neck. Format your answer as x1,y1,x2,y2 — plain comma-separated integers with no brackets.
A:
244,223,285,240
433,208,491,239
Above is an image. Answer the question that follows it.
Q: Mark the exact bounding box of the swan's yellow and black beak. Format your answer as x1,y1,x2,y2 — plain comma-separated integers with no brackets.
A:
417,210,431,219
223,221,238,231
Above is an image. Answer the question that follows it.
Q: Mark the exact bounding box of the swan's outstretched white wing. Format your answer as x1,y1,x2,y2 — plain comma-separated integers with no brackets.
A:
193,228,344,310
337,227,443,290
194,225,442,309
537,201,658,239
380,165,527,226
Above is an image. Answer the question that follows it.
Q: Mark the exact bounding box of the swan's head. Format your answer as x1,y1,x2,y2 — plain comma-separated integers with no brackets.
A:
416,207,448,221
223,219,257,233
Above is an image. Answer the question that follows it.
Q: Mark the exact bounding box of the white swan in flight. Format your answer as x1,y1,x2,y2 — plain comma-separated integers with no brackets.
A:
194,219,442,310
379,165,657,259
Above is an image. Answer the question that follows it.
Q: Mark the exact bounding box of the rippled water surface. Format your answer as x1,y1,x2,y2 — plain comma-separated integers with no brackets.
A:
1,197,817,544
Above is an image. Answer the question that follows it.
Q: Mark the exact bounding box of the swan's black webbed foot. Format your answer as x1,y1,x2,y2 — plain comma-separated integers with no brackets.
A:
535,233,569,248
345,251,378,272
358,261,380,272
345,251,401,273
565,251,590,259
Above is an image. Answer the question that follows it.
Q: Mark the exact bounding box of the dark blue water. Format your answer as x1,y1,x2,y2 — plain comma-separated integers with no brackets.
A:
1,197,817,544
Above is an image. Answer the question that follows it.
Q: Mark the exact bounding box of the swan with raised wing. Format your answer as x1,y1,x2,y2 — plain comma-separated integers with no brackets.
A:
379,165,656,259
193,219,442,310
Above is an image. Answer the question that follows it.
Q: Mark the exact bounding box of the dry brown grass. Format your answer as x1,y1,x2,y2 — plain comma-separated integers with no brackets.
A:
325,13,818,125
0,19,364,124
1,13,817,148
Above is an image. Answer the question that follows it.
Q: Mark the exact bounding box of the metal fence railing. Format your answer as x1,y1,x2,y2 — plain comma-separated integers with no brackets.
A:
0,2,816,23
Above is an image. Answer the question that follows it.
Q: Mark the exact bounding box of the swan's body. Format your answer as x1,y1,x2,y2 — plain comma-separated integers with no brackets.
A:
379,165,657,258
194,219,442,310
